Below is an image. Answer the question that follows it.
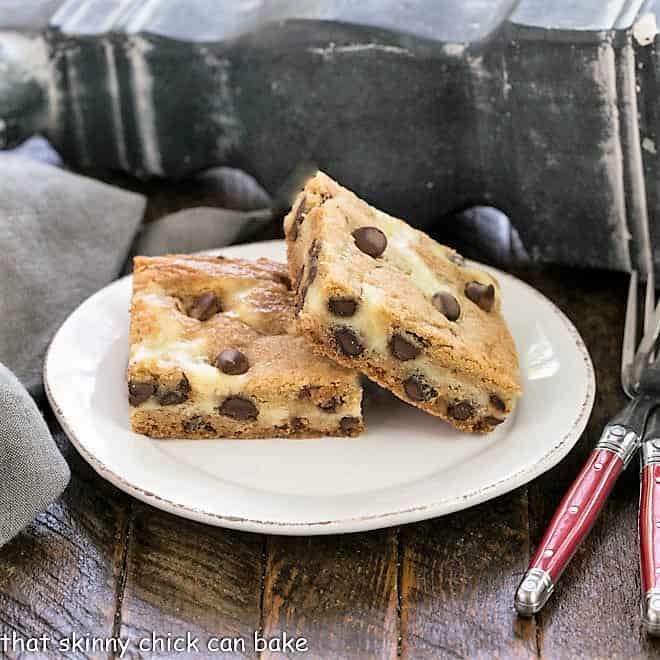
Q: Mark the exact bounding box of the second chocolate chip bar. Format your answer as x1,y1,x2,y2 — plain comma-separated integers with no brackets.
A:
127,254,364,439
284,171,521,433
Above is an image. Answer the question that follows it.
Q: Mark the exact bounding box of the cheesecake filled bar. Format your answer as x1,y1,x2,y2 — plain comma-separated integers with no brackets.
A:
284,172,521,433
128,254,364,438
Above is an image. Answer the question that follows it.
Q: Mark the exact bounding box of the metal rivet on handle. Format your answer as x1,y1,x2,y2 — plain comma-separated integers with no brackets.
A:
569,506,578,514
594,463,602,471
543,549,554,558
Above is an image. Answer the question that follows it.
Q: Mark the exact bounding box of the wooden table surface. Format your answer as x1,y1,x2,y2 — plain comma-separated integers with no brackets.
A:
1,186,659,659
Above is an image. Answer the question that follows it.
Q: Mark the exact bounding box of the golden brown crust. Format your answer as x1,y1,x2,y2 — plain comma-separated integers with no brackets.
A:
131,254,295,340
131,408,364,439
284,171,522,433
128,254,363,439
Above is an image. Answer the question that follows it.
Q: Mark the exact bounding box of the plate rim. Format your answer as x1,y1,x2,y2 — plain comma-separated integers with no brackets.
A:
44,239,596,535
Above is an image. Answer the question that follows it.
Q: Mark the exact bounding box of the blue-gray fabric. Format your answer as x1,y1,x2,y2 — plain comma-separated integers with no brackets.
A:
0,363,70,546
0,155,146,394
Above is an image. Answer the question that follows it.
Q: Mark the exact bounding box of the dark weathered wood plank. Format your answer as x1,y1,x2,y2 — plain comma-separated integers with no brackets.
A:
261,531,398,659
519,268,660,658
0,421,129,660
399,488,537,659
117,503,264,658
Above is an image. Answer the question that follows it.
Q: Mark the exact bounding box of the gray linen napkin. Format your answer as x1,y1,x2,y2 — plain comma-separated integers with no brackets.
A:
0,155,145,395
0,362,70,546
0,155,145,546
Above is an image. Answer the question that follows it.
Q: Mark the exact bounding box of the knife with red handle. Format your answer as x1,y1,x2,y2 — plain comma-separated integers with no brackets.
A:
639,408,660,635
515,396,653,616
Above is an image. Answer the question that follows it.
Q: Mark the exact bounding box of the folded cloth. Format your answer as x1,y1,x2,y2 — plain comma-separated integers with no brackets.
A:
132,166,273,258
0,155,145,395
133,206,272,257
0,362,70,547
191,166,272,210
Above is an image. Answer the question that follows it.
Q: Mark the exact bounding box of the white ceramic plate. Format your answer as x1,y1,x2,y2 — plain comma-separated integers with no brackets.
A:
45,240,594,535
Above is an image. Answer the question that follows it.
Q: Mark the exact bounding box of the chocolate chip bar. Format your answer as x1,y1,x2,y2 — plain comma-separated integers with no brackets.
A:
128,254,364,438
285,172,521,433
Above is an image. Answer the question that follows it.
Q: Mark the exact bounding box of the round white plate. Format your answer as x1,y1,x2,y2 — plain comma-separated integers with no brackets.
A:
45,240,594,535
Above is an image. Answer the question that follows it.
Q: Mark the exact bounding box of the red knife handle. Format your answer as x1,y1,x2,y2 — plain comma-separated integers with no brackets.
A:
530,448,623,576
640,440,660,635
515,439,630,615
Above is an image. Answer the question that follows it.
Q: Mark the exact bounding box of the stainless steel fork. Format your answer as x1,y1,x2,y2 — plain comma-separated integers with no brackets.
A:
515,269,660,615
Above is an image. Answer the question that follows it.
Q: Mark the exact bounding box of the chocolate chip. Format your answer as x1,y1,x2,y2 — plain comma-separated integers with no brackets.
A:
307,240,321,283
449,252,465,266
334,327,364,357
432,292,460,321
340,416,361,435
288,196,306,241
295,194,307,223
156,374,191,405
490,394,506,412
307,263,318,287
465,282,495,312
328,297,358,317
215,349,249,375
277,273,292,290
294,266,304,292
404,377,423,401
297,281,309,311
297,279,310,311
292,417,308,432
352,226,387,258
128,380,155,406
188,292,221,320
183,416,216,433
318,396,343,412
389,333,421,361
218,396,258,420
289,218,298,241
403,375,437,402
449,400,474,421
298,385,315,399
484,416,504,426
183,416,203,432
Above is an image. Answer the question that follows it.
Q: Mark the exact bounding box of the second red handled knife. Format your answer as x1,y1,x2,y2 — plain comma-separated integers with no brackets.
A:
639,407,660,634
